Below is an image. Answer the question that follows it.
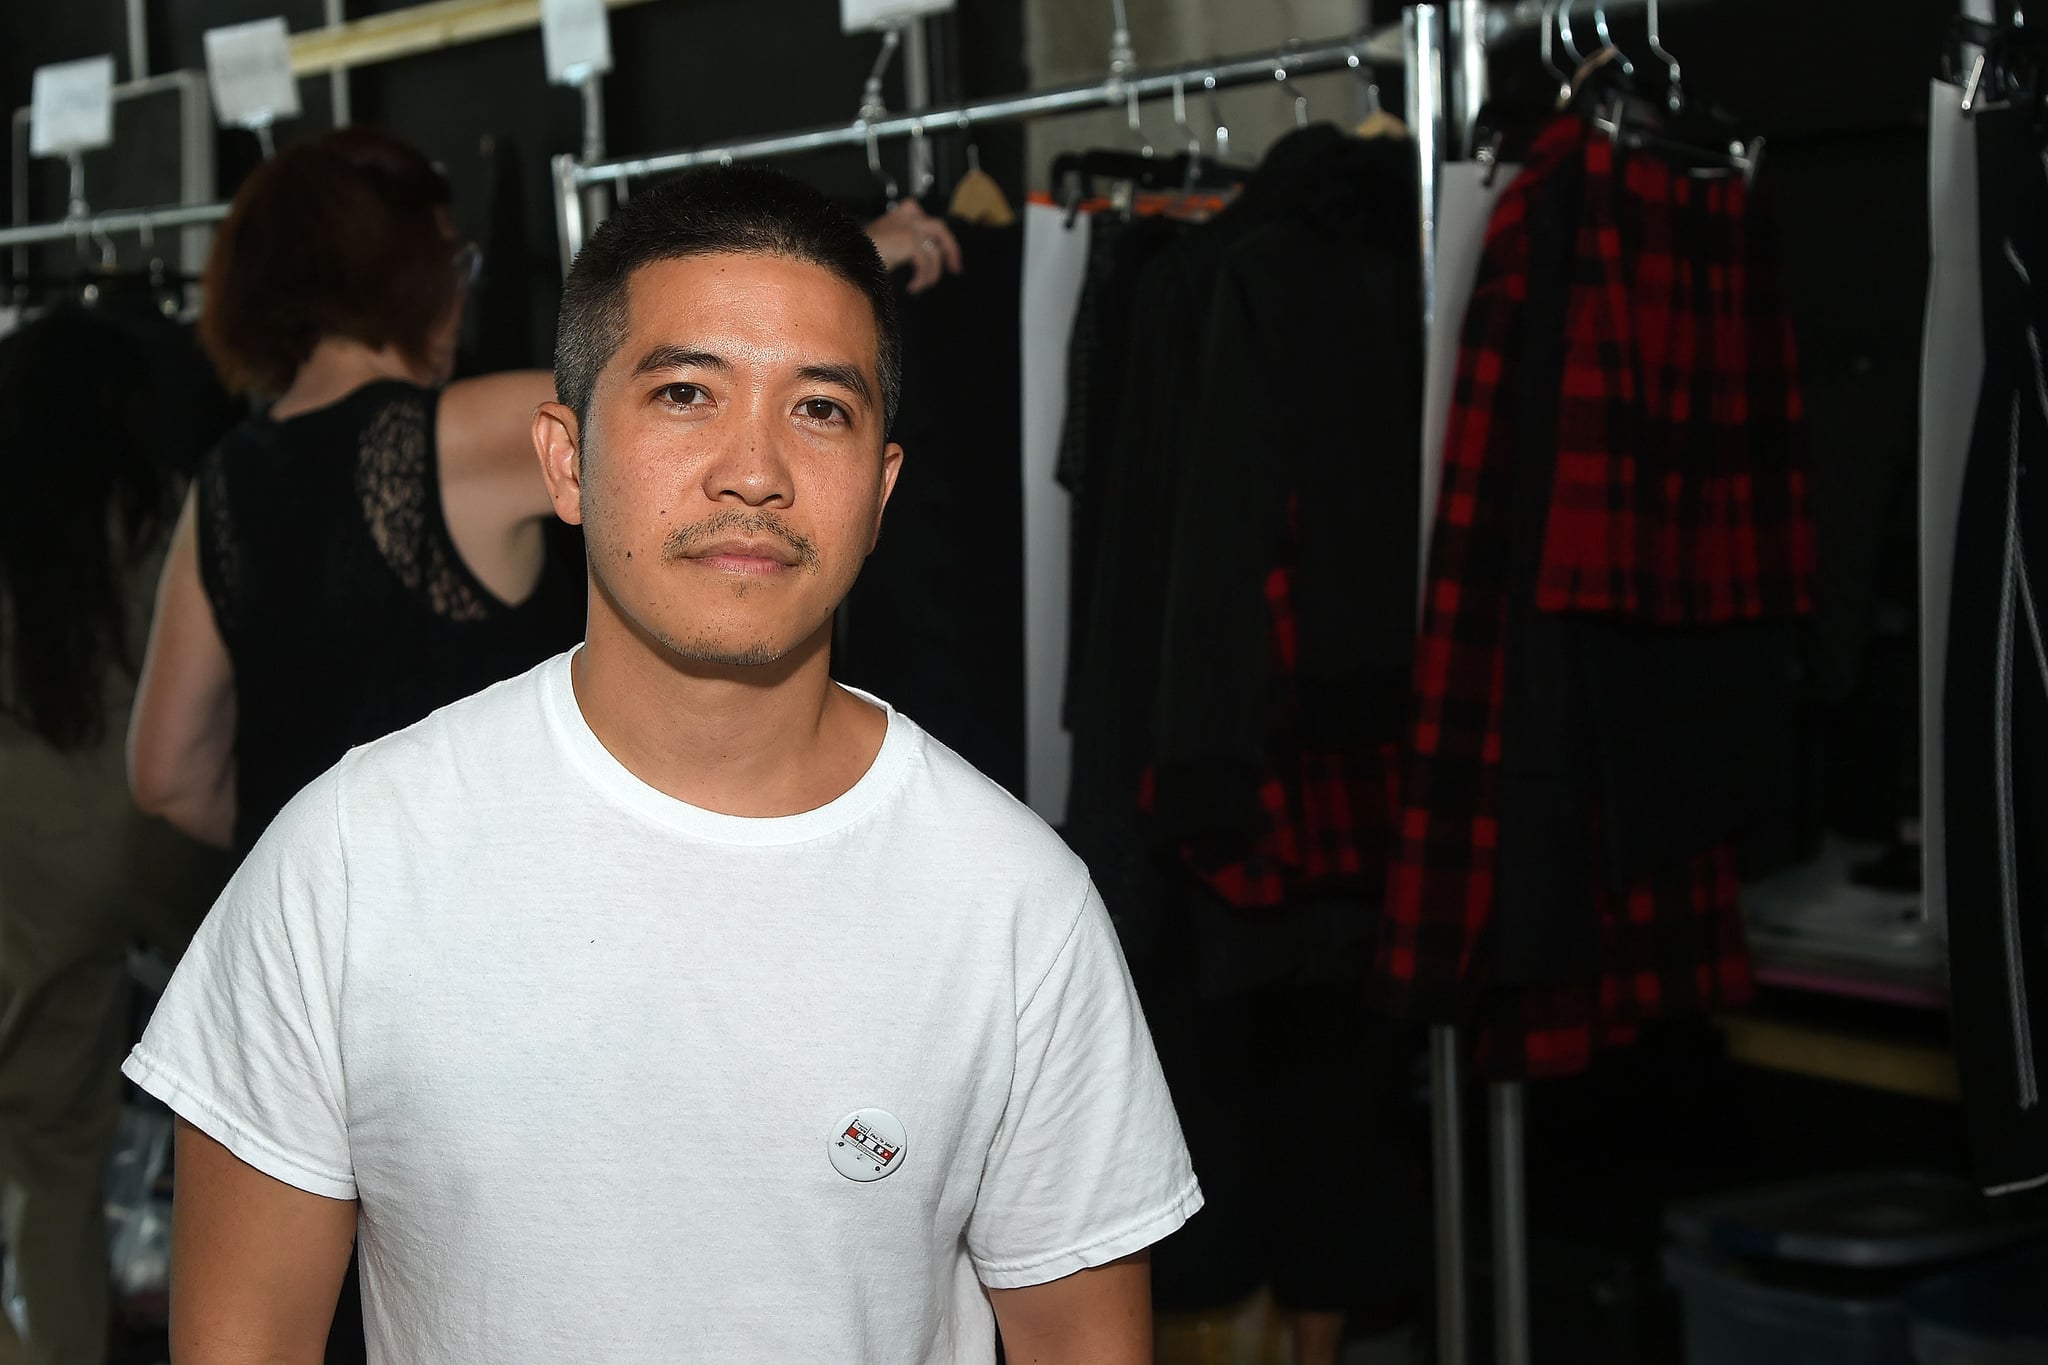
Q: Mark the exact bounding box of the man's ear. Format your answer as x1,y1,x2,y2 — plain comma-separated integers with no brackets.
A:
534,401,586,526
870,441,905,553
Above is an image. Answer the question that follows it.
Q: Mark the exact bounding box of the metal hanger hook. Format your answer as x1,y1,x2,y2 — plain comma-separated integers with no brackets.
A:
1273,44,1309,128
1539,1,1575,105
1345,48,1384,116
1558,0,1586,65
1124,86,1155,157
1593,3,1634,76
1202,69,1231,163
1645,0,1683,112
1170,74,1202,159
865,122,899,206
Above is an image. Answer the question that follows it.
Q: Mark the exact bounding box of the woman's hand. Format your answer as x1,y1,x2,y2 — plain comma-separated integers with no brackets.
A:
865,199,964,294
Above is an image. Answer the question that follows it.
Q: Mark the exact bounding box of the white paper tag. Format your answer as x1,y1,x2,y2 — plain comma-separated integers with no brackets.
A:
29,56,115,158
204,18,302,129
841,0,954,33
541,0,613,85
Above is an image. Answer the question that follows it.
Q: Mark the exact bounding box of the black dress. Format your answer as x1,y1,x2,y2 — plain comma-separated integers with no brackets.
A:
197,380,584,859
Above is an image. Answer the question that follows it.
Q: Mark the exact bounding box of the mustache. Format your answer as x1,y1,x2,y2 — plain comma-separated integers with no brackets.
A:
661,509,822,571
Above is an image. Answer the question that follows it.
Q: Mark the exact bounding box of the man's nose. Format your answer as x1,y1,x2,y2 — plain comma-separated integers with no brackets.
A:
701,409,793,508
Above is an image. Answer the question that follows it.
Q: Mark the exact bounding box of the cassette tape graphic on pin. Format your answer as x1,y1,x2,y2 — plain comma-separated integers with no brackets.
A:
829,1108,907,1182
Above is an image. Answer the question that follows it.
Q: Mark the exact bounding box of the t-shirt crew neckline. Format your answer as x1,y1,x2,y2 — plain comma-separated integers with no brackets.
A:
541,647,915,846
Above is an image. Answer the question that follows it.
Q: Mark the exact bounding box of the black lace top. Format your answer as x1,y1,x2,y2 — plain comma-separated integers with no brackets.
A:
197,380,583,857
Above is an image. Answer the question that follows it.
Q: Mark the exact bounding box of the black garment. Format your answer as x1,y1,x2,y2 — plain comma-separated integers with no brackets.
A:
1150,135,1422,842
197,381,583,857
1057,211,1182,733
1057,132,1430,1334
1945,107,2048,1205
1132,887,1427,1319
838,220,1026,792
1066,124,1385,906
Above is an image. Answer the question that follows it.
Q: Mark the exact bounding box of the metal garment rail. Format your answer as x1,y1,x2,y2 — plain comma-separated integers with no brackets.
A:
550,25,1409,264
0,198,228,251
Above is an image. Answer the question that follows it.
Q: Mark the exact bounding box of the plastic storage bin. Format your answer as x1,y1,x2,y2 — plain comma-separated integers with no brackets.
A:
1906,1241,2048,1365
1663,1173,2042,1365
1664,1243,1915,1365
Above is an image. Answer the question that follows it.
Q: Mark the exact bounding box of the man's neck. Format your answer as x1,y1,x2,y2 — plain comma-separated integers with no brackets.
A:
570,608,888,819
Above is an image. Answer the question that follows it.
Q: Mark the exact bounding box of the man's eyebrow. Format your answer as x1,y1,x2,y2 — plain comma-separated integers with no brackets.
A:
630,346,729,379
796,361,877,411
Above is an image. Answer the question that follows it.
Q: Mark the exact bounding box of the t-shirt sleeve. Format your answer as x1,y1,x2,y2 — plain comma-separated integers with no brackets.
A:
966,883,1203,1289
120,768,356,1201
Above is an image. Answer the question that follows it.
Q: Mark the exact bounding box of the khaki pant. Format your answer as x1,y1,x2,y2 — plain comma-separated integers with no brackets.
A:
0,734,225,1365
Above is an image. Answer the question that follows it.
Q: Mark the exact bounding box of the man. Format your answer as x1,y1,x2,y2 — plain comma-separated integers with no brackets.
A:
121,167,1199,1363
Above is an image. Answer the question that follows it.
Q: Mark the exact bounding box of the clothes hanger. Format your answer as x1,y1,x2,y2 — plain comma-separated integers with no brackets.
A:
1575,0,1764,183
860,26,904,207
1350,49,1408,139
1274,45,1310,129
948,142,1016,227
1053,4,1167,223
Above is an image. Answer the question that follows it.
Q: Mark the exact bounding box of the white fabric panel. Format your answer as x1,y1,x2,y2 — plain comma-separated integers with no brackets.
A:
1019,202,1093,823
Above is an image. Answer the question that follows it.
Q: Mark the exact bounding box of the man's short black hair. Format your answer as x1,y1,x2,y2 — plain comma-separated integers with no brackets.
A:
554,165,901,434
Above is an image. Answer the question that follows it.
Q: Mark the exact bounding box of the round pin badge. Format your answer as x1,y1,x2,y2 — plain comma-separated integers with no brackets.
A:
829,1108,908,1182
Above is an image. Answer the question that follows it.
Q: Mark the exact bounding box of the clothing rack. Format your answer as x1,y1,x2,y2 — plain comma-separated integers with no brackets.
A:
548,27,1411,268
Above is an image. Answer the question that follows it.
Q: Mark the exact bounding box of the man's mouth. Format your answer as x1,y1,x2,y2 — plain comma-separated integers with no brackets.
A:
679,536,803,573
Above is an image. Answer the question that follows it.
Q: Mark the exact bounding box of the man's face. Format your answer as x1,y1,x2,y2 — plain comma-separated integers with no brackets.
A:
540,251,902,669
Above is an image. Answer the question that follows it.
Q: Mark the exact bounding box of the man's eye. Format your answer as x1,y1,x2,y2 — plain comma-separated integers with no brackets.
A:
800,399,849,424
659,383,709,406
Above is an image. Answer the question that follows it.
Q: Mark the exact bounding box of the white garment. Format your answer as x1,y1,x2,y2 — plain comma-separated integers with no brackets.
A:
1018,201,1093,824
124,652,1201,1364
1921,79,1988,938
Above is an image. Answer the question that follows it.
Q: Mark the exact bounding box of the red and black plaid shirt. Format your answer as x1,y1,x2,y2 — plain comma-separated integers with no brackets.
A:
1370,118,1809,1080
1540,134,1814,622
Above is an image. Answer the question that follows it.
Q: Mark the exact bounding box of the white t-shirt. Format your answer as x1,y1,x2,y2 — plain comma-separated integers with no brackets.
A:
124,651,1201,1364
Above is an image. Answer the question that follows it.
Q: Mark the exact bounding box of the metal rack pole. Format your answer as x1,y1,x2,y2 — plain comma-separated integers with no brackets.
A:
1412,15,1459,1359
1491,1081,1532,1365
1428,1026,1468,1365
1448,0,1488,158
552,152,584,276
569,30,1404,190
326,0,352,126
579,72,610,238
0,199,230,251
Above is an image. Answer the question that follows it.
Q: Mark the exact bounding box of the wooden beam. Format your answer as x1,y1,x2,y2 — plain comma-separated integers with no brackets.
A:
288,0,664,78
1719,1016,1961,1104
